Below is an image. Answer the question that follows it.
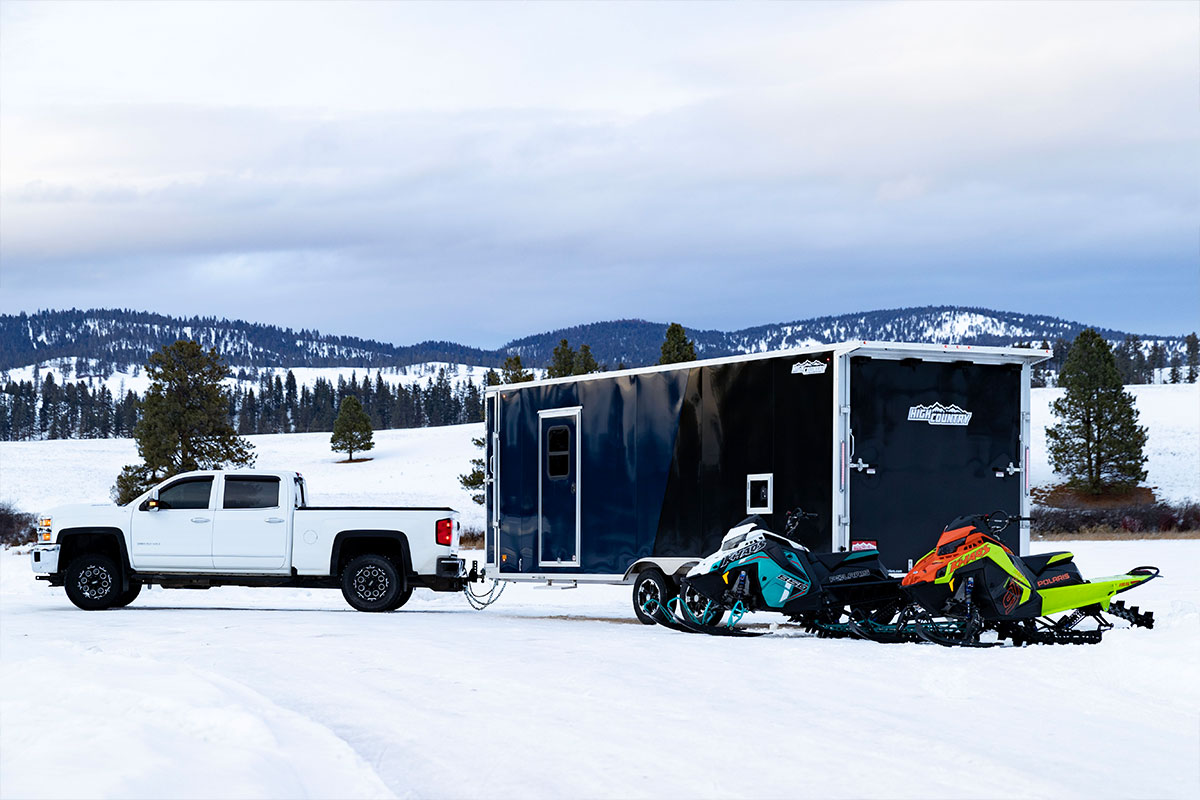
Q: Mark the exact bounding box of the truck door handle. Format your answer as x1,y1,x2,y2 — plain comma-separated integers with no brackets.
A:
191,517,210,524
266,517,285,524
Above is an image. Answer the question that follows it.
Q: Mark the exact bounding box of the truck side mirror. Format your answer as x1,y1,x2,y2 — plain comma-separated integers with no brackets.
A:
143,490,161,512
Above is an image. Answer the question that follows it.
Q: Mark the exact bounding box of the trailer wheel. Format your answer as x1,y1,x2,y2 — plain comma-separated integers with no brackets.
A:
341,554,403,612
64,554,121,610
112,580,143,608
632,569,676,625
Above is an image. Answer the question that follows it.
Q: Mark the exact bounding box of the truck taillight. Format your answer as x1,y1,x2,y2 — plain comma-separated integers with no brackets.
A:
436,518,454,546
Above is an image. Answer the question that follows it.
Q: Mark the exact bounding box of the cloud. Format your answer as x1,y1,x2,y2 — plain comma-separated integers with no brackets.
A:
0,1,1196,343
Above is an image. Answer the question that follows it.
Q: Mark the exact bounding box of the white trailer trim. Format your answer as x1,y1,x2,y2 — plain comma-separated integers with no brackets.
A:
537,406,583,567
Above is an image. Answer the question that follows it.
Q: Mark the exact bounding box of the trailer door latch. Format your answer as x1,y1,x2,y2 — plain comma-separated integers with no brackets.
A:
849,458,873,474
995,461,1021,478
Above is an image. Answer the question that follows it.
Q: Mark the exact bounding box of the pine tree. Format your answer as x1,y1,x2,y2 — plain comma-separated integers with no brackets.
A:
1186,332,1199,383
659,323,697,365
501,355,533,384
331,395,374,461
112,340,255,504
1046,329,1147,495
547,339,576,378
573,344,600,375
459,436,487,505
1169,353,1182,384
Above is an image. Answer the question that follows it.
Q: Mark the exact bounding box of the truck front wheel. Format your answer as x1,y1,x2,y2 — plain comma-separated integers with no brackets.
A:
113,580,143,608
64,554,122,610
341,554,403,612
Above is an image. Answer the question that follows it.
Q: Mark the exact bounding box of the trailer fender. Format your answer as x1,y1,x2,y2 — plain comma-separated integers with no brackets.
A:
623,557,700,584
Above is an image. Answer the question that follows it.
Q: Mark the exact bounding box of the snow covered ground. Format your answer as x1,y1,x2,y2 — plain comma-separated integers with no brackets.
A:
0,383,1196,798
1,384,1195,527
1,541,1197,799
1029,384,1199,504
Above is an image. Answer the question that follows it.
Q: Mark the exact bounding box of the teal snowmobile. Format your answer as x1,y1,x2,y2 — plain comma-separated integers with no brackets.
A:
643,509,903,636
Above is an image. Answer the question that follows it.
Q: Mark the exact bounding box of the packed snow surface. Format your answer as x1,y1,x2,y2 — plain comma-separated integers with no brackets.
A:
1,541,1197,799
1,383,1197,798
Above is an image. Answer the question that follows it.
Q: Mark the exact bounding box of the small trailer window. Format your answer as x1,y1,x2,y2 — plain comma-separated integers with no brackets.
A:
547,425,570,479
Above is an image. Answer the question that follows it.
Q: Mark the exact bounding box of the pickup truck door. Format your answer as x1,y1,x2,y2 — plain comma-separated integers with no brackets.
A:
212,476,289,571
130,476,216,570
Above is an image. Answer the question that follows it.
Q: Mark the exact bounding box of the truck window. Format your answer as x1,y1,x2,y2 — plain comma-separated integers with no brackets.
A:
156,477,214,510
223,477,281,509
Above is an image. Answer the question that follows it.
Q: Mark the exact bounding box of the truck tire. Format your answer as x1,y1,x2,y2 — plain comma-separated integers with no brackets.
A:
341,554,403,612
113,580,143,608
384,586,413,611
632,568,676,625
64,554,122,610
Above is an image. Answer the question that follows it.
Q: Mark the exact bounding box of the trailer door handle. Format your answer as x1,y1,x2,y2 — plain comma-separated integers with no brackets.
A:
849,458,873,474
996,461,1021,478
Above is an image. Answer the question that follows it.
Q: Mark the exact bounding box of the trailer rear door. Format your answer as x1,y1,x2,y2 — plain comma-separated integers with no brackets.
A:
848,357,1022,568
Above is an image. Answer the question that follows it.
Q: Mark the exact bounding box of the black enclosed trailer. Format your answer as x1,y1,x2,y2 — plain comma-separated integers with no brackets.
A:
483,342,1049,603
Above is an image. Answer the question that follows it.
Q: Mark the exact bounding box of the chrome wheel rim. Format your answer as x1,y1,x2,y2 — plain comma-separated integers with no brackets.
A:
637,578,661,612
353,564,389,602
77,565,112,600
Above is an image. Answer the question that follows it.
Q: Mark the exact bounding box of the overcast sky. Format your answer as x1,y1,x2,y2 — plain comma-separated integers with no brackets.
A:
1,1,1196,347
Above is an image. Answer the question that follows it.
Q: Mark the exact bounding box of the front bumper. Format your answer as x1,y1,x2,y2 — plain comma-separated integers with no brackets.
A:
31,544,60,574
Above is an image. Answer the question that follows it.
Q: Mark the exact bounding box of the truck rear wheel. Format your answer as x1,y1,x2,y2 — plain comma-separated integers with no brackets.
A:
384,586,413,611
64,554,122,610
632,568,676,625
341,554,403,612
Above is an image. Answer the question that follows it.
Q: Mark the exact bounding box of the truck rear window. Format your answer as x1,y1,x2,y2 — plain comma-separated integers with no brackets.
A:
223,477,281,509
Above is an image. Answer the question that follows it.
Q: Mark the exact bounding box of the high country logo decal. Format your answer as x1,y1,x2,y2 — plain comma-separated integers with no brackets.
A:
907,403,973,426
791,360,828,375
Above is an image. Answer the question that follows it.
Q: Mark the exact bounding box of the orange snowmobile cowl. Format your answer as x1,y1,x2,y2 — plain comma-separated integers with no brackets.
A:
901,525,1015,586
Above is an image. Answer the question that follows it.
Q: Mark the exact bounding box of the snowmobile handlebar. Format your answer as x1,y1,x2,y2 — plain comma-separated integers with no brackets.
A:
981,510,1032,535
784,507,818,536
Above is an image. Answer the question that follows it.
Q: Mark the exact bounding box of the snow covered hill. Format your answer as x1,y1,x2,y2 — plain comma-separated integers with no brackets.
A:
4,305,1191,375
0,385,1194,527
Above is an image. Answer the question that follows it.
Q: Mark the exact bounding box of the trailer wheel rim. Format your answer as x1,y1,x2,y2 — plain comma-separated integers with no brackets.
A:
353,564,389,602
78,564,112,600
636,576,662,611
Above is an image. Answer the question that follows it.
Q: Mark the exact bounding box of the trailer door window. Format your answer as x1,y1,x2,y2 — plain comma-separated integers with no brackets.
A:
547,425,570,479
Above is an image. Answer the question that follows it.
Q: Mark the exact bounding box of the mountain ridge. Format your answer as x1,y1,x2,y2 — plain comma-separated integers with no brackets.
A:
0,306,1188,373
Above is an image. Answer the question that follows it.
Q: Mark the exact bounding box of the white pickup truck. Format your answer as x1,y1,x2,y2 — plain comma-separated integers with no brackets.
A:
30,470,470,611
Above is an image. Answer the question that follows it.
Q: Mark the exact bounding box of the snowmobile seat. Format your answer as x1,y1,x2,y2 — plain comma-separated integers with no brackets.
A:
812,552,856,571
1021,552,1074,577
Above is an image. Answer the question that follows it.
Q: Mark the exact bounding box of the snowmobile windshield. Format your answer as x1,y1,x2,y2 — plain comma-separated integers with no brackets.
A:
721,533,748,551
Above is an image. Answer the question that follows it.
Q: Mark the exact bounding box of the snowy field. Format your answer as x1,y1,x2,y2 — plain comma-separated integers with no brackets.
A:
0,423,489,531
1029,384,1199,505
1,541,1197,799
1,384,1195,526
0,383,1197,799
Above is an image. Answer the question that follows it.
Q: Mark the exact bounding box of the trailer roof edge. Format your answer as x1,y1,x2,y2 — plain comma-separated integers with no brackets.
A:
484,340,1051,394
